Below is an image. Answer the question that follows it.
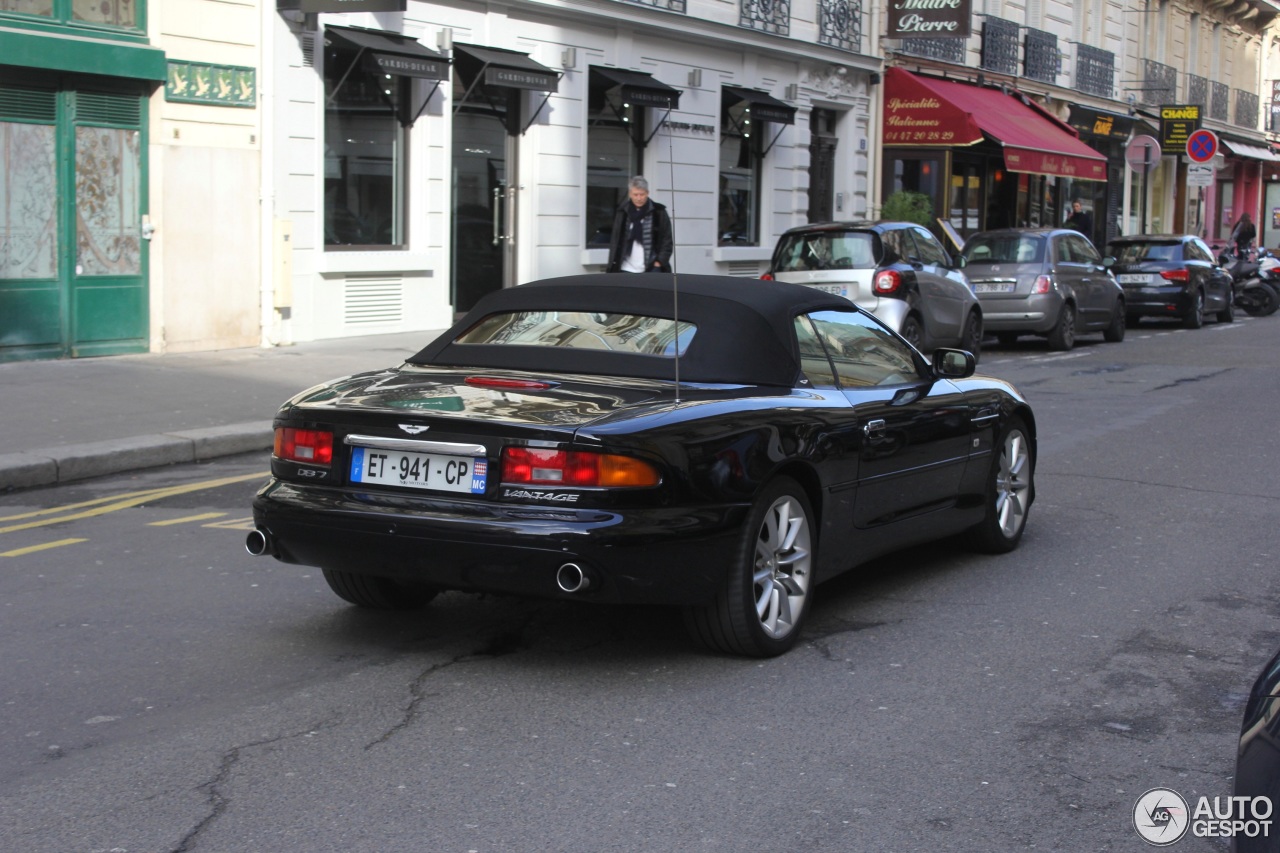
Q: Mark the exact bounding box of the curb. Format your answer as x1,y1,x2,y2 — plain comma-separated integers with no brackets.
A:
0,421,273,492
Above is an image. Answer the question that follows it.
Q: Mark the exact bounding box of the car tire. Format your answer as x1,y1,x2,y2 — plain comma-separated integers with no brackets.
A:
322,569,438,610
1183,290,1204,329
899,314,925,351
962,311,983,363
1103,302,1126,342
996,332,1020,347
1217,296,1235,323
965,416,1034,554
685,477,816,658
1047,304,1075,351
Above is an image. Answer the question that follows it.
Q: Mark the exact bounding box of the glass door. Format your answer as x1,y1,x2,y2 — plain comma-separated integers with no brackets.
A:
452,107,513,312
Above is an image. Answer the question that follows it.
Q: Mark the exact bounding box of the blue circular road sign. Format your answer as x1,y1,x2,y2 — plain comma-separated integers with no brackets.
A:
1186,129,1218,163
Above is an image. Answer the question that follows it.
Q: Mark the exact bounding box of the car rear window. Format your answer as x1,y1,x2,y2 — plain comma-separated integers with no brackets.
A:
455,310,697,357
962,235,1045,264
773,231,878,272
1109,242,1178,263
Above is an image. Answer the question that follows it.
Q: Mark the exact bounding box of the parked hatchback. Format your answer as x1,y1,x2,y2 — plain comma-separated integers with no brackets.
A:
1104,234,1234,328
763,221,983,358
961,228,1126,351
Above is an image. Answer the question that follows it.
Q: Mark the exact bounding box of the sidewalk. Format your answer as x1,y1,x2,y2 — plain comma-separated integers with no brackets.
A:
0,330,440,491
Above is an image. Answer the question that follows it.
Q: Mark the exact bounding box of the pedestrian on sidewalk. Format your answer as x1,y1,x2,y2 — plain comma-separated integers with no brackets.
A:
1231,212,1256,257
607,176,674,273
1064,199,1093,235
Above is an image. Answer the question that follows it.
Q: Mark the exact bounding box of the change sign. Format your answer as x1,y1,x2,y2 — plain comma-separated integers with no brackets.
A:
1160,104,1202,150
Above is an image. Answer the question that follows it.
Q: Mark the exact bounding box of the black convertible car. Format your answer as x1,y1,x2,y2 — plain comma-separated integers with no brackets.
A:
249,274,1036,657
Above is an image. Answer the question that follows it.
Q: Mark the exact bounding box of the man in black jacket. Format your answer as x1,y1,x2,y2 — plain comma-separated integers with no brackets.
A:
607,176,673,273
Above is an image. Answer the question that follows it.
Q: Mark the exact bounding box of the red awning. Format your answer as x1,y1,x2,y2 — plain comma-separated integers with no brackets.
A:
884,68,1109,182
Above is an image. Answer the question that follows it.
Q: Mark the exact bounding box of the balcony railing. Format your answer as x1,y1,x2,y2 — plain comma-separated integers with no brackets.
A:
901,36,966,63
1210,81,1229,121
818,0,862,53
1236,89,1260,129
1074,44,1114,97
981,17,1019,76
1023,28,1058,84
1187,73,1208,108
740,0,789,35
1140,59,1176,106
614,0,686,10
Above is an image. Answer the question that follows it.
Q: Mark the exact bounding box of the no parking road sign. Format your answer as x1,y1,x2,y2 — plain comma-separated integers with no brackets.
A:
1186,129,1219,163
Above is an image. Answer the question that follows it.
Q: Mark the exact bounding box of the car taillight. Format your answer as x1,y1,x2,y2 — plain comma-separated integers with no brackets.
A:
1032,275,1053,295
500,447,660,488
760,272,775,281
274,428,333,465
874,270,902,295
1160,269,1191,282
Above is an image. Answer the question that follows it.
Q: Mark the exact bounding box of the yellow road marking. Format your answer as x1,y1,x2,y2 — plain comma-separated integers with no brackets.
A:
148,512,228,527
0,472,269,535
204,516,258,531
1,538,87,557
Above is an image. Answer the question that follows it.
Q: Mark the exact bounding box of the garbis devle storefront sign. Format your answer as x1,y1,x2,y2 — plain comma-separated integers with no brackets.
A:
886,0,973,38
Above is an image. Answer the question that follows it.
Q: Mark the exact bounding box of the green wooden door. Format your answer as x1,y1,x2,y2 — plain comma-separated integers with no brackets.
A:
0,83,147,361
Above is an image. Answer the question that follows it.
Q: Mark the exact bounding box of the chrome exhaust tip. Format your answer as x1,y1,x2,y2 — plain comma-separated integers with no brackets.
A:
245,527,272,557
556,562,592,594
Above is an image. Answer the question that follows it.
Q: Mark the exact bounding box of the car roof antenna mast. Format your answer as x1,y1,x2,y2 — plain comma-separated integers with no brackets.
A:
665,95,681,406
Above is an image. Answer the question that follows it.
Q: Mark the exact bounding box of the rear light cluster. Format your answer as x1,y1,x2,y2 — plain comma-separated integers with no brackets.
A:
275,428,333,465
873,270,902,295
500,447,659,488
1160,269,1191,282
1031,275,1053,295
760,272,775,281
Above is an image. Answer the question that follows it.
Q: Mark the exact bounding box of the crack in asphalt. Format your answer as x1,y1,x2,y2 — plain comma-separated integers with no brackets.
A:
170,722,336,853
1150,368,1233,390
364,616,544,751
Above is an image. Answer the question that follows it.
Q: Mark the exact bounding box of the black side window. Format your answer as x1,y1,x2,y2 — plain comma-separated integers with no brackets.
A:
793,315,838,388
911,226,949,266
880,228,910,265
805,310,922,388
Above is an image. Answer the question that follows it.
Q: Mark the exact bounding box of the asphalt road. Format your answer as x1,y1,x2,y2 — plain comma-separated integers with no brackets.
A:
2,315,1278,852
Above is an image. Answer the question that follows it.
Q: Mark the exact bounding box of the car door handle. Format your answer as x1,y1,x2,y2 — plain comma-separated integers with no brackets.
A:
863,419,886,436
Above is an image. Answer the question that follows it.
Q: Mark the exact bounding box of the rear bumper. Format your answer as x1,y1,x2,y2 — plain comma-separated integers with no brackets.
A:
251,479,750,605
978,295,1059,333
1122,286,1193,316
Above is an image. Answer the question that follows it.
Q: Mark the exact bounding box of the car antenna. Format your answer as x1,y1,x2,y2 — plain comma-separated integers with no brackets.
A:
664,95,681,405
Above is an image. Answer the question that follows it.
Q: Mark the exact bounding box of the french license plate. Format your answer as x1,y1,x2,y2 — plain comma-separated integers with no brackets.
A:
1117,274,1151,284
349,447,488,494
974,282,1016,293
810,284,849,297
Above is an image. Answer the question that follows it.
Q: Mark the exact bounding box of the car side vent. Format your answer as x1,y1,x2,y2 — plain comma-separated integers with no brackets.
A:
726,261,763,277
344,275,404,326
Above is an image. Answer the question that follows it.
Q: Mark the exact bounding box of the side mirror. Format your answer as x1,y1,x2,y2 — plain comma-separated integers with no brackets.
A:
932,348,976,379
1101,256,1116,269
954,255,968,269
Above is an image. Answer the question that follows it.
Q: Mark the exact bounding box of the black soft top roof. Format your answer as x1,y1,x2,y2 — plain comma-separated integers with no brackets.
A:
409,273,856,385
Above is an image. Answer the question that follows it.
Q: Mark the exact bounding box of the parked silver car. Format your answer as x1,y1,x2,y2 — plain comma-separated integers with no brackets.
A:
763,221,983,359
960,228,1126,351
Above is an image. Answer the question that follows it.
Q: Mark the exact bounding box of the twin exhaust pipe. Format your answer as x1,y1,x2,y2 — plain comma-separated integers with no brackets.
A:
555,562,594,594
245,528,273,557
247,529,594,596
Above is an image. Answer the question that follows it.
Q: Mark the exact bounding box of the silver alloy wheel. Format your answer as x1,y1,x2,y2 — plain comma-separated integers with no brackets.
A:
753,495,813,638
995,428,1032,539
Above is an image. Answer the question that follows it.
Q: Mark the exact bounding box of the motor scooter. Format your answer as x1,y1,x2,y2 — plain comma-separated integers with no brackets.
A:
1218,248,1280,317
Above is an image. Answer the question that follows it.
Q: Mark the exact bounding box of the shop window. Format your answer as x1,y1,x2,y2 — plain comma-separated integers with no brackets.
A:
1,0,139,29
719,101,762,246
585,73,643,247
324,36,407,249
